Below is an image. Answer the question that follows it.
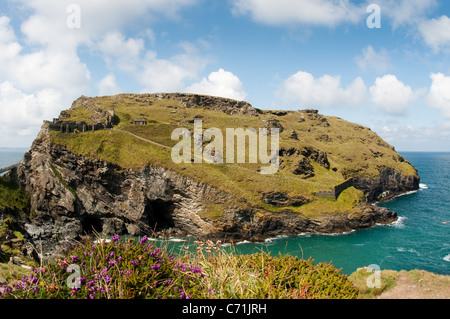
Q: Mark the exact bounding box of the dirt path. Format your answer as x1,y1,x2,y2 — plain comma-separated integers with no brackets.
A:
377,270,450,299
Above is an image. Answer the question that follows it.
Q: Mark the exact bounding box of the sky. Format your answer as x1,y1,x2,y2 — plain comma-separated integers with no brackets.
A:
1,0,450,151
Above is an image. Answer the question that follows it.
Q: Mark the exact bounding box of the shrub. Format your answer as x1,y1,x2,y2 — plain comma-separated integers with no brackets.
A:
0,235,205,299
193,240,358,299
0,236,358,299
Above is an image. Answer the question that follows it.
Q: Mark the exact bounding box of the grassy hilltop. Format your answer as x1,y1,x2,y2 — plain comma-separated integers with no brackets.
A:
49,93,417,221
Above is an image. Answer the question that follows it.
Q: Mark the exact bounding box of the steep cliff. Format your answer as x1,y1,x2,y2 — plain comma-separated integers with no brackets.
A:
5,93,419,257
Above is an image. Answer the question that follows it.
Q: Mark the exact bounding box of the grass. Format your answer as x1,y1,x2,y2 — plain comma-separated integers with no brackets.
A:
0,234,358,299
348,267,399,299
0,177,29,212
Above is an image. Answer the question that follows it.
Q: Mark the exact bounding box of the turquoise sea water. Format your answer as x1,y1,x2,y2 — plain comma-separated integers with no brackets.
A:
1,150,449,275
161,152,450,275
226,152,450,275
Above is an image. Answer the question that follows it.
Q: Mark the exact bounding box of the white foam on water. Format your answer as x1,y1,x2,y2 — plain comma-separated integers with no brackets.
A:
264,235,289,243
385,216,407,228
396,247,421,256
296,232,312,238
168,238,186,242
395,190,419,197
93,238,111,244
236,240,251,245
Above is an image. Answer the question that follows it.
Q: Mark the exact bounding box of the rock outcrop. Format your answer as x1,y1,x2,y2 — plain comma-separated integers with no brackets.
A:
147,93,260,116
348,167,419,202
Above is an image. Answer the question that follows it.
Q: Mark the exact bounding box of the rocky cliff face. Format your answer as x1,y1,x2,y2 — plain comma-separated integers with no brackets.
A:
351,167,419,202
6,122,402,258
9,125,229,256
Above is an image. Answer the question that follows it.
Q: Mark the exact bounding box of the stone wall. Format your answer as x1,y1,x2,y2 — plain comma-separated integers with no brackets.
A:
47,120,112,133
333,177,354,199
316,177,354,200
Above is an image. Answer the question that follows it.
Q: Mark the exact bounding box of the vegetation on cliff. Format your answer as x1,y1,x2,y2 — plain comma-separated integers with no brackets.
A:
0,176,33,264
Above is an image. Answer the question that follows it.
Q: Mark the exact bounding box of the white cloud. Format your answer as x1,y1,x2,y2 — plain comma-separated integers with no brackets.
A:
98,32,145,72
369,75,418,115
186,69,248,101
138,45,209,93
376,0,437,29
0,15,90,100
426,72,450,118
96,31,209,93
355,46,390,72
0,81,66,146
278,71,367,108
98,74,122,96
376,121,450,151
17,0,199,44
230,0,364,27
0,15,90,147
0,0,201,146
419,15,450,53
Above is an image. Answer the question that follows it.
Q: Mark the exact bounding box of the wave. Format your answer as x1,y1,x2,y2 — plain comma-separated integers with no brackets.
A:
93,238,111,244
395,190,418,197
168,238,186,242
396,247,420,255
382,216,407,228
264,235,289,243
235,240,251,245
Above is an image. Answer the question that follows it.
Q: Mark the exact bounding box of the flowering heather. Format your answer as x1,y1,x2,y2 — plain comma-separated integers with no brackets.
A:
0,235,205,299
0,237,358,299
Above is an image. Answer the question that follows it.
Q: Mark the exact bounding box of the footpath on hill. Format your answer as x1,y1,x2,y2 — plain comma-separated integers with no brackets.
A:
376,270,450,299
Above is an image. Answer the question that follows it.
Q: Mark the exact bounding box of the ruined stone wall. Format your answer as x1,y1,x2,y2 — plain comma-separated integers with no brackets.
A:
333,177,354,199
316,177,354,200
47,120,112,133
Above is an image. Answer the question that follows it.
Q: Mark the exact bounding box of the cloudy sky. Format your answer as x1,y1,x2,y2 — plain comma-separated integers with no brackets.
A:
1,0,450,151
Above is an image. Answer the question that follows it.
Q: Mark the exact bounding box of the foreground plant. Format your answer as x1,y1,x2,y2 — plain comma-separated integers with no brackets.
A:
1,236,358,299
193,240,358,299
0,235,204,299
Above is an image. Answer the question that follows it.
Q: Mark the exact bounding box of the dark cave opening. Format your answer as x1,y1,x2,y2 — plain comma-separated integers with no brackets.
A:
145,199,175,231
81,215,103,235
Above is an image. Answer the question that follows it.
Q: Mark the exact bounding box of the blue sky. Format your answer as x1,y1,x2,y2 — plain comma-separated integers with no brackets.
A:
1,0,450,151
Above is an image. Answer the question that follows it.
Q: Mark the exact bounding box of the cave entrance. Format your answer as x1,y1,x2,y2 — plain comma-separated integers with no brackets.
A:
145,199,175,232
81,215,103,235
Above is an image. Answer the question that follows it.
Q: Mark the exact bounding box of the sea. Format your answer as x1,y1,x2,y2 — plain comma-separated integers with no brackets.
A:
0,147,28,176
1,149,449,275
